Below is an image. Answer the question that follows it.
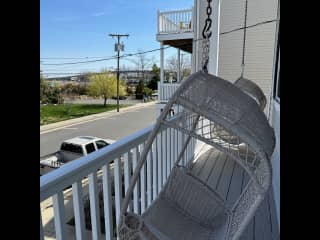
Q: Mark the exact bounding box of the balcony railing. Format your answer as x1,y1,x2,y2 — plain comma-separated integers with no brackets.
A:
40,122,196,239
158,82,180,102
158,8,193,34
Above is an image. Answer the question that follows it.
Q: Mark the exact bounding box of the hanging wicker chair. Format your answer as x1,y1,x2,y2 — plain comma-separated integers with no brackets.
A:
211,77,267,145
119,70,275,240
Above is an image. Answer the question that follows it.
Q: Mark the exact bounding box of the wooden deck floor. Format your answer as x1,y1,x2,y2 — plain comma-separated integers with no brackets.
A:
189,145,280,240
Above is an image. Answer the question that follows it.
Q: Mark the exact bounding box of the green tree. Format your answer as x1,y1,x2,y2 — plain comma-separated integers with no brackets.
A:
143,86,152,97
135,80,145,99
40,74,49,103
119,79,127,96
147,64,160,90
88,72,126,107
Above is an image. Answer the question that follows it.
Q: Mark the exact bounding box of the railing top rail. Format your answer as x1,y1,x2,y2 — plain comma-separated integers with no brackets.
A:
160,83,181,86
159,8,193,15
40,124,155,202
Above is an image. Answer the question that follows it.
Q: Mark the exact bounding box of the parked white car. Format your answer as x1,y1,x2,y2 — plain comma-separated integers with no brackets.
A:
40,136,115,176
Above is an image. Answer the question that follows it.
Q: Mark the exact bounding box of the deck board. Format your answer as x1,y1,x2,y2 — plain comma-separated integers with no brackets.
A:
268,190,280,240
206,152,228,189
255,197,272,240
189,147,279,240
216,156,235,200
190,147,212,176
226,162,243,206
197,149,220,182
240,173,255,240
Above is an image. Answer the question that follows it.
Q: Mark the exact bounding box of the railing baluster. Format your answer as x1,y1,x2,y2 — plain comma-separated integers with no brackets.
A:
52,192,66,240
102,164,113,240
72,181,86,240
124,151,132,212
166,128,170,178
170,127,173,169
114,157,122,237
88,172,101,240
162,130,167,185
40,211,44,240
177,128,180,162
152,141,158,199
175,12,178,32
173,128,176,166
133,147,139,214
140,151,146,213
165,15,167,33
157,132,162,192
129,150,134,212
147,149,152,207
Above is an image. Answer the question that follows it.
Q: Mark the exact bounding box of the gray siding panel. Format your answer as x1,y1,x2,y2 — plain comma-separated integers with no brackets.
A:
218,30,243,82
247,0,278,26
217,0,278,114
220,0,245,33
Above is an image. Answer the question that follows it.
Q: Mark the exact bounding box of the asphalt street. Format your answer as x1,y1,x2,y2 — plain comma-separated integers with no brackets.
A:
40,103,157,156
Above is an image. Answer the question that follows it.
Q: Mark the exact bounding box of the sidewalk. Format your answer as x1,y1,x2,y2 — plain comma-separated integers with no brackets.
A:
40,101,156,134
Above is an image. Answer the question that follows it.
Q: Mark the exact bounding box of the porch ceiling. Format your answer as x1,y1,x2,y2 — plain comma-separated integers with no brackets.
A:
162,39,193,53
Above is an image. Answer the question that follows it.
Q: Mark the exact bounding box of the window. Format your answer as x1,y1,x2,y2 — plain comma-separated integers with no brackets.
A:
85,143,96,154
60,143,83,154
95,140,109,150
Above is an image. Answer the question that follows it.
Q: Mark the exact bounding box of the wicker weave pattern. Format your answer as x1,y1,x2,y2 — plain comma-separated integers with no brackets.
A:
228,181,261,240
163,166,229,228
234,77,267,110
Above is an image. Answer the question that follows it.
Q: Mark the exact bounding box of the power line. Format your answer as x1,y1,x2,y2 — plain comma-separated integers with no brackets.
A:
41,55,118,66
40,39,198,66
42,69,162,75
40,18,278,67
40,56,114,60
220,19,278,35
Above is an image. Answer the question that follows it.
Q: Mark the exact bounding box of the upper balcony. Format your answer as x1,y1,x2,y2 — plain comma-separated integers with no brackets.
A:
156,8,194,53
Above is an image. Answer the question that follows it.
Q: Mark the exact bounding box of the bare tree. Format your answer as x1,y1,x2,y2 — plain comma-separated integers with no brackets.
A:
128,50,155,83
166,53,191,82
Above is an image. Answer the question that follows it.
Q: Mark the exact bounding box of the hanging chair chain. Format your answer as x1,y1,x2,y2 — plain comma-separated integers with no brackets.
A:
202,0,213,72
240,0,249,78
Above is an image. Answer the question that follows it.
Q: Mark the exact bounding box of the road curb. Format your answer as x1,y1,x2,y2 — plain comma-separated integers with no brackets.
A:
40,101,156,133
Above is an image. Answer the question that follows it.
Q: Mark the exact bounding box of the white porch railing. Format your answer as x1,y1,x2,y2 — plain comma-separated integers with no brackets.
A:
158,8,193,34
158,82,180,102
40,122,196,240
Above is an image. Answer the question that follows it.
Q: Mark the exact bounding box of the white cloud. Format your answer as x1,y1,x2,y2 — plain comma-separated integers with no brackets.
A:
91,12,106,17
52,16,80,22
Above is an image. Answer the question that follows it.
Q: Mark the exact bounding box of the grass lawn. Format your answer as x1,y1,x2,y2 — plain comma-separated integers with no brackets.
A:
40,104,130,125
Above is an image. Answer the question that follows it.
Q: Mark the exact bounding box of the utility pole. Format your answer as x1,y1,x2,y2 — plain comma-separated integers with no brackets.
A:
109,33,129,112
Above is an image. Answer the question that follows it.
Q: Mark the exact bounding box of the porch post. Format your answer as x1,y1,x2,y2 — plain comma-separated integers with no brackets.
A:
160,42,164,84
177,48,181,82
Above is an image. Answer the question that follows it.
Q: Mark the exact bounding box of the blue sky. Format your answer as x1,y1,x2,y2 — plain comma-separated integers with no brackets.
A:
40,0,193,77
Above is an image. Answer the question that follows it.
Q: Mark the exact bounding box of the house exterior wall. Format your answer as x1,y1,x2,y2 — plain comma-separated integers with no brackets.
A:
217,0,278,115
195,0,280,227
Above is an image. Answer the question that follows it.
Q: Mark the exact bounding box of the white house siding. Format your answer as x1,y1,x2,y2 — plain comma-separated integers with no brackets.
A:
219,0,245,33
217,0,278,115
217,31,243,81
